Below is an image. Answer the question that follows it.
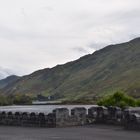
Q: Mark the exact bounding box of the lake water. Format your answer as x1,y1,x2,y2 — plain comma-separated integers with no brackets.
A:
0,105,97,114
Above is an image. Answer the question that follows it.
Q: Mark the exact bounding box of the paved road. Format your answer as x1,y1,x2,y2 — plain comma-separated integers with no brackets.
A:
0,125,139,140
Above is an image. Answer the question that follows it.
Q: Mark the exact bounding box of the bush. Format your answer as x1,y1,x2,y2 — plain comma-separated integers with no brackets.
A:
97,91,137,108
12,94,32,105
0,95,13,106
0,94,33,106
136,99,140,106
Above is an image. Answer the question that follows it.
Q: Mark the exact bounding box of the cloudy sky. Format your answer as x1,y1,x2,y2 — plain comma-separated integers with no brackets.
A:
0,0,140,79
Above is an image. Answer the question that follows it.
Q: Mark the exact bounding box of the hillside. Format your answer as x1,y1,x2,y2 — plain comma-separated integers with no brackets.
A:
0,75,19,89
0,37,140,101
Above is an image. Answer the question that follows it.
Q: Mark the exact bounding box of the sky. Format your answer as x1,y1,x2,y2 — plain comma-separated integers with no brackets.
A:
0,0,140,79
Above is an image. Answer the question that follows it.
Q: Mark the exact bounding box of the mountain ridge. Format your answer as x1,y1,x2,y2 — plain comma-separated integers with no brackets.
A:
0,75,20,89
0,37,140,101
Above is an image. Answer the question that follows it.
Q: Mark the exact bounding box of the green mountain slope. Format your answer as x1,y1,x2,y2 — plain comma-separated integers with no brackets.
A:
0,75,19,89
0,37,140,100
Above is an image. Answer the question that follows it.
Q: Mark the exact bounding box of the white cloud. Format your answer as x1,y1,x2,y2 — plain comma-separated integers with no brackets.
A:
0,0,140,78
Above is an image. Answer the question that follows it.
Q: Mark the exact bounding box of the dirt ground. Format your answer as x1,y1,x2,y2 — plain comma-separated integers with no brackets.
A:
0,125,139,140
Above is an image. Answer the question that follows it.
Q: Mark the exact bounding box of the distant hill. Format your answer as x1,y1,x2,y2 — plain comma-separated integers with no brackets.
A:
0,68,13,80
0,37,140,101
0,75,19,89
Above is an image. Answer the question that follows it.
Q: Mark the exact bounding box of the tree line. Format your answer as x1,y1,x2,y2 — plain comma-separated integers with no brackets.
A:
0,94,32,106
0,91,140,107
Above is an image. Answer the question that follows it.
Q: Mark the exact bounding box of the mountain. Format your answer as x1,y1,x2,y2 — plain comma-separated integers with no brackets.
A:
0,67,14,80
0,37,140,100
0,75,19,89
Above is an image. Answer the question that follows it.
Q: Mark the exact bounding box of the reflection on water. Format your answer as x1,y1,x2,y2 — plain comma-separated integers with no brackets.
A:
0,105,97,114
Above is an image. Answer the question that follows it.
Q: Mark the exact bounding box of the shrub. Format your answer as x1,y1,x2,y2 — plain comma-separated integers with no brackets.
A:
97,91,137,108
136,99,140,106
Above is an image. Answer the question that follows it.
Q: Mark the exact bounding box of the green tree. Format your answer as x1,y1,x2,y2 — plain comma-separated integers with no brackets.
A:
97,91,136,108
13,94,32,105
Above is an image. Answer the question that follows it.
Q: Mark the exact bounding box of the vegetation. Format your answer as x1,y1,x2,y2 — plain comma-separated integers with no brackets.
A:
97,91,140,108
0,94,32,106
0,95,11,106
0,75,19,89
12,94,32,105
0,91,140,106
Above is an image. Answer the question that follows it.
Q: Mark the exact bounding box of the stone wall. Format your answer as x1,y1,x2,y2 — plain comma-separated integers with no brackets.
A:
0,106,140,129
123,107,140,130
52,107,87,127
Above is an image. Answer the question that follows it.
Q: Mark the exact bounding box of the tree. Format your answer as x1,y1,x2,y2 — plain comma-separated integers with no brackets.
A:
13,94,32,105
97,91,136,108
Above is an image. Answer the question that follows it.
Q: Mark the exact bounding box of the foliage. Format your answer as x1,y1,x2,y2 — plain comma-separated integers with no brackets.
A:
136,99,140,106
12,94,32,105
0,94,32,106
0,95,10,106
97,91,137,108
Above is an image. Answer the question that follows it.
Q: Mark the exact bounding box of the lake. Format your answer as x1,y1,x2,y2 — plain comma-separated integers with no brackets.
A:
0,105,97,114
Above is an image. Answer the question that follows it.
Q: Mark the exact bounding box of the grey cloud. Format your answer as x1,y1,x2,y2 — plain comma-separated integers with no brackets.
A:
0,0,140,78
72,47,89,54
43,6,54,12
0,67,15,79
88,43,108,50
